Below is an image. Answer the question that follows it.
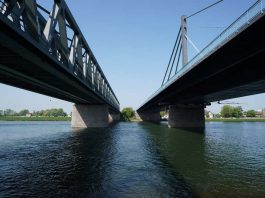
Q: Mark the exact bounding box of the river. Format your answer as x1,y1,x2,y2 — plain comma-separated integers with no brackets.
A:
0,121,265,197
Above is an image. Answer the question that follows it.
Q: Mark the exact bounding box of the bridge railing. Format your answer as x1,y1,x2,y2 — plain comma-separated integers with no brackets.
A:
139,0,265,110
0,0,119,110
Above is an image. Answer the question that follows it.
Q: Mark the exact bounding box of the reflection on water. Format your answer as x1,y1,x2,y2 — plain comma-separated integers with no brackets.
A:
0,121,265,197
143,122,265,197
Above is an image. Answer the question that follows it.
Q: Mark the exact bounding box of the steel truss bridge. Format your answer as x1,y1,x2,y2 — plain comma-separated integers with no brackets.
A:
0,0,120,113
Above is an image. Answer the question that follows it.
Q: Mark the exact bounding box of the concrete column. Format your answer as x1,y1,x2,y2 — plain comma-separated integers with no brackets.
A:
113,113,120,121
108,113,120,123
138,109,160,122
71,104,109,128
135,112,143,121
108,114,114,123
168,105,205,128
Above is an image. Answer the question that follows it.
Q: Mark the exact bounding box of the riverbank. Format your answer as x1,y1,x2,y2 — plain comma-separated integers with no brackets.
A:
0,116,71,121
130,118,265,122
1,117,264,122
206,118,265,122
127,118,265,122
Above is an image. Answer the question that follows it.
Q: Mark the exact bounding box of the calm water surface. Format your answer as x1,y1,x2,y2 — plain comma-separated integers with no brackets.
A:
0,121,265,197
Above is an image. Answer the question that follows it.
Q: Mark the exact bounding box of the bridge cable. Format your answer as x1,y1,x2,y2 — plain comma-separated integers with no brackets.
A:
185,34,200,53
161,0,224,86
167,36,182,81
174,46,182,74
186,0,224,19
161,27,181,86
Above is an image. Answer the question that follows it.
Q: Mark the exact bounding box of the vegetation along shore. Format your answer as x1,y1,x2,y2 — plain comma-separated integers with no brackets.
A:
206,118,265,122
0,108,70,121
0,116,70,121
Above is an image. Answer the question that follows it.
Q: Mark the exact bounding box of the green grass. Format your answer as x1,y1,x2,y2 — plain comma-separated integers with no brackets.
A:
129,118,141,122
206,118,265,122
0,116,71,121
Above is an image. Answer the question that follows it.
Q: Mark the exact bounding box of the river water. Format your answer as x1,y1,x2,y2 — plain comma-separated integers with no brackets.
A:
0,121,265,197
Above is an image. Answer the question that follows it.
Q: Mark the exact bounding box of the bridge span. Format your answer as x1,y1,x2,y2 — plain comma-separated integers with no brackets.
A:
137,0,265,128
0,0,120,127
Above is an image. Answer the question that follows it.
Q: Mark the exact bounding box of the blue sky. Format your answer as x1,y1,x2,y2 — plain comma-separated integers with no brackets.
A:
1,0,264,114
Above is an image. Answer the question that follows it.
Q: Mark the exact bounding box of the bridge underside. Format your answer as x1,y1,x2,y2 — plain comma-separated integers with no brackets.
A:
0,24,110,105
0,0,120,127
138,13,265,128
0,27,120,126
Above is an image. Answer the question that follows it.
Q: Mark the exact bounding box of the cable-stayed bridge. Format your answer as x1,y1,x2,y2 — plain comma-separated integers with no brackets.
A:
137,0,265,128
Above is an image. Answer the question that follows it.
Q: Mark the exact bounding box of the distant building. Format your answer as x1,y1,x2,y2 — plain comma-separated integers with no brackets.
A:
26,113,32,117
261,109,265,117
208,111,214,119
255,109,265,117
205,110,214,119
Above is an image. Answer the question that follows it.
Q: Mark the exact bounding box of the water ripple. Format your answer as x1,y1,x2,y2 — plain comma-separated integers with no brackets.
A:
0,121,265,197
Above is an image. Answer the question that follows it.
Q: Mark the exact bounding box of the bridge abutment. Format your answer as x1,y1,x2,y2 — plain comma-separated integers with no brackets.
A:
168,105,205,128
71,104,110,128
138,109,160,122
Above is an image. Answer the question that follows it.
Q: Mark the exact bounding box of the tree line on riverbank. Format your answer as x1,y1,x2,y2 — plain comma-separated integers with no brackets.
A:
1,105,263,122
121,107,136,121
0,108,68,117
120,105,262,122
220,105,261,118
120,105,265,122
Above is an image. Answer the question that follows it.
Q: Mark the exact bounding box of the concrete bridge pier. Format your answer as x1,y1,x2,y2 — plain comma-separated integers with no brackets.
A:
71,104,110,128
168,105,205,128
108,112,121,123
138,109,161,122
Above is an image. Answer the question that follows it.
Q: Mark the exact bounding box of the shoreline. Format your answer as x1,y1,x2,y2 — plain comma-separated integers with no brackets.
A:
206,118,265,122
127,118,265,122
0,116,71,121
1,117,265,122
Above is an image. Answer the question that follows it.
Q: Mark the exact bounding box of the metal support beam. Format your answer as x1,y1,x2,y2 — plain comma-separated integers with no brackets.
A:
58,8,68,63
22,0,39,40
86,54,92,81
2,0,16,16
3,0,24,28
69,35,78,66
43,2,60,42
76,36,83,71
